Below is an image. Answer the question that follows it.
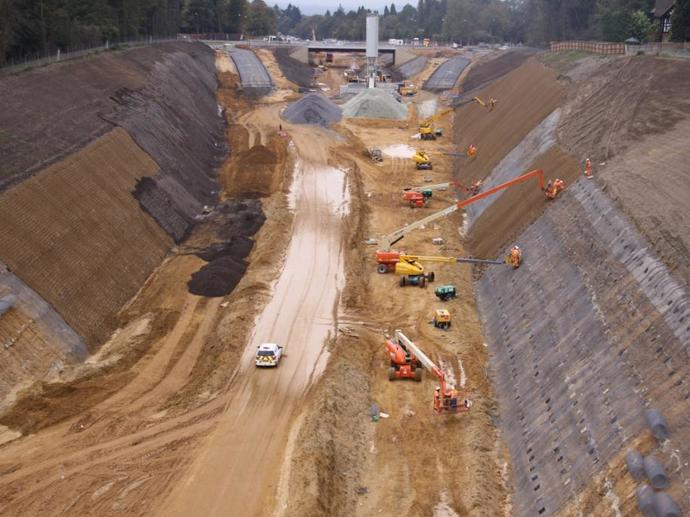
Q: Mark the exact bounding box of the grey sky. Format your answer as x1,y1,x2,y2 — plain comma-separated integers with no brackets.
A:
271,1,412,16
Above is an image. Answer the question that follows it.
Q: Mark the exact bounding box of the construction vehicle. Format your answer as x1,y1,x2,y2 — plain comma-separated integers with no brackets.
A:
385,331,423,381
405,179,483,200
433,309,451,330
386,330,471,414
377,249,522,277
473,96,497,111
368,147,383,163
399,272,434,287
376,169,564,253
398,81,417,96
423,38,431,47
544,178,565,199
445,144,477,159
413,150,433,170
402,190,428,207
418,108,454,140
435,285,457,301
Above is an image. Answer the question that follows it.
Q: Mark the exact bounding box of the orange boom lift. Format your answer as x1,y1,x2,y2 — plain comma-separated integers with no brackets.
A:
385,330,471,414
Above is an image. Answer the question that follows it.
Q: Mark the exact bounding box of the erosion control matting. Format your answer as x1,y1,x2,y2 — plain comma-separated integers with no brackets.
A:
424,55,469,91
477,179,690,515
187,200,265,297
342,88,408,119
273,47,313,87
283,93,342,127
395,55,428,78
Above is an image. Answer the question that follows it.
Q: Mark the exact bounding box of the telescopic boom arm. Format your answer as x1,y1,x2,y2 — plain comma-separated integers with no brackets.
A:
380,169,546,251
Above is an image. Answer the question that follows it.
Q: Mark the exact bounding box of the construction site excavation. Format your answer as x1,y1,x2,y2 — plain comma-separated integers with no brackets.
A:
1,12,690,517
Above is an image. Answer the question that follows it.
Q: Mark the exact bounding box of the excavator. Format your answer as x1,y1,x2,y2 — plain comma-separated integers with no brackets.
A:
418,108,454,140
385,330,471,414
412,145,477,170
413,150,433,170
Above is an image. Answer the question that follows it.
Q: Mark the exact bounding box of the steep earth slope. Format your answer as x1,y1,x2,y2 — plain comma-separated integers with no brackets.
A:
459,53,690,515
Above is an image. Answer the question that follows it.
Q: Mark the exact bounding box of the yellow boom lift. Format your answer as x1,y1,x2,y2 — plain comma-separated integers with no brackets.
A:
418,108,454,140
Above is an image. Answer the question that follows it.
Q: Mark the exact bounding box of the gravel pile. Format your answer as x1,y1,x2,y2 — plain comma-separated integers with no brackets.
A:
283,93,342,126
342,88,408,120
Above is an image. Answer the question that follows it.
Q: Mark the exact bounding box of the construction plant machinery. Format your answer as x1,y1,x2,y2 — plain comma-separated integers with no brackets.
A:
375,168,566,283
412,146,477,170
378,168,563,252
402,180,484,207
413,150,433,170
385,330,471,414
418,108,454,140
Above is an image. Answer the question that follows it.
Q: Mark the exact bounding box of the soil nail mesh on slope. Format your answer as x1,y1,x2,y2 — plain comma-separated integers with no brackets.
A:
342,88,408,120
187,200,266,297
283,93,342,127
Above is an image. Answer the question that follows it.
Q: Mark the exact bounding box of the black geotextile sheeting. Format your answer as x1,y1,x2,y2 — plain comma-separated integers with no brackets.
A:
187,200,266,297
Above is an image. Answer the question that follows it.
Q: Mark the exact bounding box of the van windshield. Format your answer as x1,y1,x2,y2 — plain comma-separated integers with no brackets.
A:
257,351,275,357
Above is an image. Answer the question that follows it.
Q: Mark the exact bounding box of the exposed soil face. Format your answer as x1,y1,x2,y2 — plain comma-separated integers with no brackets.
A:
459,48,536,93
557,55,690,163
0,128,171,347
0,42,215,192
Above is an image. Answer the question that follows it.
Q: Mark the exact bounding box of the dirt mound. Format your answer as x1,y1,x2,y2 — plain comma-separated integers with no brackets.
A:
187,200,265,297
273,47,313,87
283,93,342,126
343,88,408,119
460,49,535,93
221,126,289,198
238,144,277,165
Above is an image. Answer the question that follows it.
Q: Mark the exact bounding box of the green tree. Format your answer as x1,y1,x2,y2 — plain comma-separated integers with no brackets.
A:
224,0,246,33
245,0,276,35
670,0,690,41
630,9,651,40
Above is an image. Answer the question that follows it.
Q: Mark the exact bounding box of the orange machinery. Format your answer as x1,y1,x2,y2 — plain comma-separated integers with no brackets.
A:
386,330,471,414
377,168,564,254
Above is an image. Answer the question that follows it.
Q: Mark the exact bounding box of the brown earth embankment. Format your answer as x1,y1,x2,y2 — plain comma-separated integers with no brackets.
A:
0,128,171,346
459,53,690,515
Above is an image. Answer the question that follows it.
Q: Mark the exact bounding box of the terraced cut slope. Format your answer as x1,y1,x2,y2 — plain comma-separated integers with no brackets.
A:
0,128,171,346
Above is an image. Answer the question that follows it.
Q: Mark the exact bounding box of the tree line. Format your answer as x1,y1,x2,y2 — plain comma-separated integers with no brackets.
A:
2,0,689,66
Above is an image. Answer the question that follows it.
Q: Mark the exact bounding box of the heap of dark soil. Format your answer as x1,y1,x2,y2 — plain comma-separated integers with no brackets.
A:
273,47,314,87
283,93,342,126
187,199,266,297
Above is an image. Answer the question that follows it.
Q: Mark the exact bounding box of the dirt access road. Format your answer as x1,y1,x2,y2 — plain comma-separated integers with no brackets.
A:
163,131,349,515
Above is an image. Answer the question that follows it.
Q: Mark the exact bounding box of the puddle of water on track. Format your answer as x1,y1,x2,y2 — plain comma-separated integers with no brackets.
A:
239,159,349,394
381,144,416,159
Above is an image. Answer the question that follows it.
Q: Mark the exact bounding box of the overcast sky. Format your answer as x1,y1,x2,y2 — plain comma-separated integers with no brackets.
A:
272,1,412,16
